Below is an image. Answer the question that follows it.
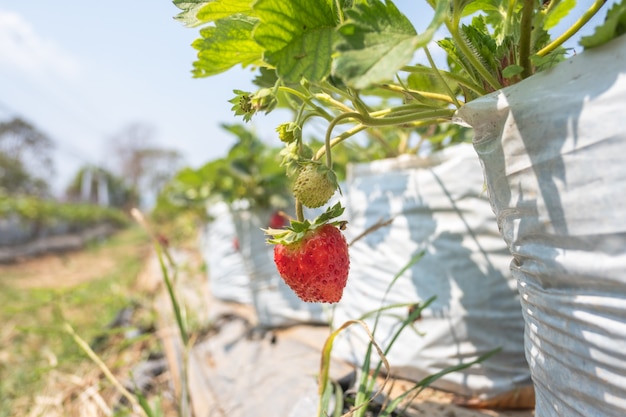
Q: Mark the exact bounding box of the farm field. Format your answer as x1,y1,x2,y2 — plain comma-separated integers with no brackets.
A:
0,227,177,417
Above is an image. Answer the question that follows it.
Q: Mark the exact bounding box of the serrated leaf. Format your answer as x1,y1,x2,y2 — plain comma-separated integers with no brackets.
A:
313,202,345,225
253,0,339,83
332,0,418,89
173,0,209,27
192,15,265,77
544,0,577,30
253,66,279,88
580,0,626,49
196,0,255,24
460,0,499,17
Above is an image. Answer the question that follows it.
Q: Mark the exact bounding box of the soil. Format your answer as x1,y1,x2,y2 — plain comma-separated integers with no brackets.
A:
0,237,148,289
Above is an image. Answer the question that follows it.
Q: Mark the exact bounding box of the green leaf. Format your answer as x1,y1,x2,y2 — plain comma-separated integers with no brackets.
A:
460,0,500,17
173,0,209,27
192,15,264,77
253,0,339,83
196,0,255,24
501,64,523,78
544,0,577,30
407,70,458,105
313,202,345,226
333,0,419,89
580,0,626,49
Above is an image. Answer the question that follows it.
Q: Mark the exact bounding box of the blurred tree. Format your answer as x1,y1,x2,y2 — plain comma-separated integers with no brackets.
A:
107,123,185,208
65,165,136,209
0,118,54,196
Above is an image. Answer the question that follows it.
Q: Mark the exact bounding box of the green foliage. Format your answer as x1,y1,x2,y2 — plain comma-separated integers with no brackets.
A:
316,254,502,416
580,0,626,48
0,192,129,231
254,0,340,83
153,123,291,223
174,0,608,224
192,16,264,77
334,0,419,89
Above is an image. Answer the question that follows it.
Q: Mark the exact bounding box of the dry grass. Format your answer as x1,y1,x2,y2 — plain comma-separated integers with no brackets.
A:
0,227,177,417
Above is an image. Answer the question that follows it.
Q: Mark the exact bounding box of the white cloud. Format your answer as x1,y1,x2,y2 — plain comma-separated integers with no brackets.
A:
0,9,81,78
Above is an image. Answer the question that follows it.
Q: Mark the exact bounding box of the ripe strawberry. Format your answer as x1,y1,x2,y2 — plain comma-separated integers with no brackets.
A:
274,224,349,303
292,163,338,208
268,210,288,229
265,203,349,303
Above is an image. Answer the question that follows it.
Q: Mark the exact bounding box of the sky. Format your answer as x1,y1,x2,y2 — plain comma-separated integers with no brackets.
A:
0,1,614,197
0,1,293,196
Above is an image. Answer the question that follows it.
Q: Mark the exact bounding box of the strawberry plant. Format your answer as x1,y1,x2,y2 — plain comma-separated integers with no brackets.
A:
154,123,291,213
173,0,613,302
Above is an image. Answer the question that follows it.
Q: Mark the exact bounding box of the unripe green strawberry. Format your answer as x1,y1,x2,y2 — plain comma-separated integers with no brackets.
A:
273,223,349,303
293,164,338,208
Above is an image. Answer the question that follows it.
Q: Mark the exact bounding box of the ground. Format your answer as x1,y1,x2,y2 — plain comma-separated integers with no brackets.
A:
0,229,535,417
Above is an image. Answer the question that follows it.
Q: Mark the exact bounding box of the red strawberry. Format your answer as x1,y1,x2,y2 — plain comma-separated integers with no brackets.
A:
265,203,349,303
268,210,288,229
273,223,349,303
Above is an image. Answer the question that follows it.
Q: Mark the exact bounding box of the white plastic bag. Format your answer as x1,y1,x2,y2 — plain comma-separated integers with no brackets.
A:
456,34,626,416
200,201,252,304
331,143,530,399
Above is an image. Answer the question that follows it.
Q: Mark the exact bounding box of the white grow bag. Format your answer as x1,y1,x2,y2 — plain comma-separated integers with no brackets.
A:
456,35,626,416
200,201,252,304
331,143,530,399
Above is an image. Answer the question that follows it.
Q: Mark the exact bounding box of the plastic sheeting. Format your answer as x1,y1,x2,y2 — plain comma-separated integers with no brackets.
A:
200,201,252,304
331,143,530,399
455,35,626,416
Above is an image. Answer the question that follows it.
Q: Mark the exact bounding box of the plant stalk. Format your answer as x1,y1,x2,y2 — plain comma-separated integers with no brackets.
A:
447,25,502,91
64,322,148,416
537,0,607,57
519,0,535,78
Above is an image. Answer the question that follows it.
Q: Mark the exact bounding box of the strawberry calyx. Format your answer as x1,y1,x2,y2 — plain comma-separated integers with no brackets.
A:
264,202,346,246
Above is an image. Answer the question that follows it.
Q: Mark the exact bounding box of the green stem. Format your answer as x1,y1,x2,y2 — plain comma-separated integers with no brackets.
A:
319,80,356,101
401,65,487,96
322,112,360,168
423,45,462,108
379,83,458,105
365,108,455,126
536,0,607,57
313,107,453,163
519,0,535,78
447,24,502,91
313,92,354,113
156,244,188,346
502,0,516,37
314,124,369,162
296,200,304,222
65,322,148,416
278,85,309,101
